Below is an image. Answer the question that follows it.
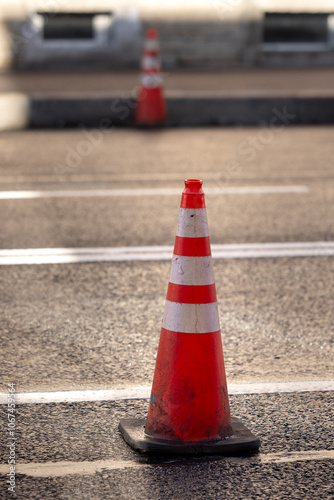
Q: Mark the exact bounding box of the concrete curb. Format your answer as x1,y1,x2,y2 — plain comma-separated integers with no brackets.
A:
166,97,334,127
0,93,30,131
30,97,136,129
30,96,334,128
1,94,334,130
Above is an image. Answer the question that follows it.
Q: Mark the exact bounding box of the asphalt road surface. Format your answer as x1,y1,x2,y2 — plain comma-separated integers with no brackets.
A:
0,127,333,499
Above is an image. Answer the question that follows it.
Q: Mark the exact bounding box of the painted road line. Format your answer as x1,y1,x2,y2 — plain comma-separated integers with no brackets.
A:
0,246,173,265
0,173,208,183
0,185,309,199
0,450,333,477
260,450,334,464
0,241,333,265
0,172,329,184
0,387,152,405
0,380,333,405
0,460,146,477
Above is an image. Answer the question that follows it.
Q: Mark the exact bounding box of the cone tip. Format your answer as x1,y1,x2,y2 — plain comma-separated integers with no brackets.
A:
184,178,203,194
146,28,158,39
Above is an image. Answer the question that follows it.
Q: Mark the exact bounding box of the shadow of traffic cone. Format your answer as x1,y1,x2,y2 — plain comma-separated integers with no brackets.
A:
134,28,167,127
119,179,260,454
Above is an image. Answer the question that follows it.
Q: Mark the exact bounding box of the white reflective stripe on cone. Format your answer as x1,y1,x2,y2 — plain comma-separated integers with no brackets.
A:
176,208,209,238
162,301,220,333
145,39,160,51
142,55,160,70
169,255,215,286
141,74,163,88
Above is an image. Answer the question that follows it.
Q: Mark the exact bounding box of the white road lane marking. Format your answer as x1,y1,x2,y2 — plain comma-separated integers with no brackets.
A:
0,380,332,405
0,171,329,184
0,241,333,265
0,185,309,199
0,450,333,477
260,450,334,464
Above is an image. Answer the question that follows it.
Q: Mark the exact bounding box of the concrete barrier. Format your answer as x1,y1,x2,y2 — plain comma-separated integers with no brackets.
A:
27,95,334,128
0,93,30,130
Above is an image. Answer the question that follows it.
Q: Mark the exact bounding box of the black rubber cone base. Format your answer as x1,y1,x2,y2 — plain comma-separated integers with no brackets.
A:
119,416,260,455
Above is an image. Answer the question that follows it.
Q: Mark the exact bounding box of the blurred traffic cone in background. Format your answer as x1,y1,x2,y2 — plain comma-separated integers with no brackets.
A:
119,179,260,454
135,28,167,127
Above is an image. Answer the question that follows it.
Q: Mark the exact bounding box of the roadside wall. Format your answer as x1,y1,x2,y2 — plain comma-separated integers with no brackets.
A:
0,0,334,70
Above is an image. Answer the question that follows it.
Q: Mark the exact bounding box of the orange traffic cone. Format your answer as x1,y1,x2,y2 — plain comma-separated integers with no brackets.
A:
119,179,260,454
135,28,167,127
